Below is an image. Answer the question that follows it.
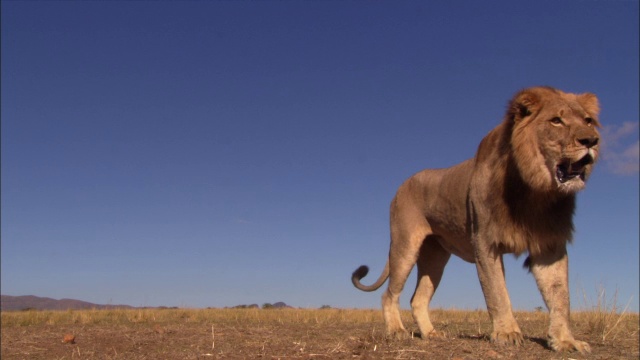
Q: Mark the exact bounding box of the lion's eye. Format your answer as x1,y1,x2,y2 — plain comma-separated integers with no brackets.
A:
550,117,563,125
585,117,594,126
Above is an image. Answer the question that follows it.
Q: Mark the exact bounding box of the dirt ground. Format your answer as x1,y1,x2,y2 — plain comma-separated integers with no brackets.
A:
2,309,638,360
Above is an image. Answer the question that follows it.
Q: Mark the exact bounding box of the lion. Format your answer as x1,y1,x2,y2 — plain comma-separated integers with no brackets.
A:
351,87,600,353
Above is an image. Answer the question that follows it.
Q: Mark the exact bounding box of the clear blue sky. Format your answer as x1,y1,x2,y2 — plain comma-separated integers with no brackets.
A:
2,1,638,312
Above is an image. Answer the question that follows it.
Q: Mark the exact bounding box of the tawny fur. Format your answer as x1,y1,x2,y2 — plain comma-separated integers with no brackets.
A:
352,87,600,354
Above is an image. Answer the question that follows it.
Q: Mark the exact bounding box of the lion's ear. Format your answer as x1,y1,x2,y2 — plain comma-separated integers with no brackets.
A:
578,93,600,117
509,89,542,122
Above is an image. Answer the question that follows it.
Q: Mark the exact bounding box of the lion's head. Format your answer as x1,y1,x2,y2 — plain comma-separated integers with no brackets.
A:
507,87,600,194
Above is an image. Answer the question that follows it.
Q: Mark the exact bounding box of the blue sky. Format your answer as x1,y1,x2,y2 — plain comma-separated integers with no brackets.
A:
2,1,638,312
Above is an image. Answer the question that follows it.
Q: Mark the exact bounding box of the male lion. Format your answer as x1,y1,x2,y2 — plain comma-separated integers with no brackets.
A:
352,87,600,353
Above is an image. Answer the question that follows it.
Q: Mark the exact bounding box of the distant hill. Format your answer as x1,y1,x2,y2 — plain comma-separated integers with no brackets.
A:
272,302,292,309
229,303,260,309
1,295,296,311
228,302,293,309
0,295,134,311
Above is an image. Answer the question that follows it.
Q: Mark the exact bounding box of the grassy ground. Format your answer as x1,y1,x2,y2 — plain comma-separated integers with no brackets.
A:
1,307,638,359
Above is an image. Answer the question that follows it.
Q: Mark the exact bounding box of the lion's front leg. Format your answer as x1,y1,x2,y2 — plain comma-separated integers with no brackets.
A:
529,246,590,353
474,241,524,346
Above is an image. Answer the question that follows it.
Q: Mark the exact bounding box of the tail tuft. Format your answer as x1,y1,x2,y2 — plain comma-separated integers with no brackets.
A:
351,265,369,284
351,262,388,292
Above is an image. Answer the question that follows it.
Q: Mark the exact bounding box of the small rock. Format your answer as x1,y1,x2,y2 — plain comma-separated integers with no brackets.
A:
62,334,75,344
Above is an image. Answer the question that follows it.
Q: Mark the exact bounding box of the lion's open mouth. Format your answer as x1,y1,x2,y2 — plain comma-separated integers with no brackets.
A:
556,154,593,183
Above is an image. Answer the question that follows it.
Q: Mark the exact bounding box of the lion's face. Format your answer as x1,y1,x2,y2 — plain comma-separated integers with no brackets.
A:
509,88,600,194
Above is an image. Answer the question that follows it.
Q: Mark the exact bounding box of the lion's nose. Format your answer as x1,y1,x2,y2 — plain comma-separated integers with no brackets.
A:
577,135,599,148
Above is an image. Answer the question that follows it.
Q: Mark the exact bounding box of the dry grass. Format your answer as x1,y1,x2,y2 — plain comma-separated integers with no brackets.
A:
2,307,637,359
1,307,385,327
578,285,636,343
2,306,636,338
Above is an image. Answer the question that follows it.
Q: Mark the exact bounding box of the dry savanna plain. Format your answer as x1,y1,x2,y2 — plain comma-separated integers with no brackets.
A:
1,305,638,360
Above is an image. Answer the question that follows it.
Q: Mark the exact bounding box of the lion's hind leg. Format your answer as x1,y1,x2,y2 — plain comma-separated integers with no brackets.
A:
411,235,451,338
382,219,430,339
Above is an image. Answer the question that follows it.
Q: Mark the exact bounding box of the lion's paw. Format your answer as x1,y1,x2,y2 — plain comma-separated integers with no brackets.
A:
491,330,524,346
425,330,447,339
549,338,591,354
386,328,409,340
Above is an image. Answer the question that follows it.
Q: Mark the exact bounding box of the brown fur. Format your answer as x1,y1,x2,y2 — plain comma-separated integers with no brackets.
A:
352,87,600,353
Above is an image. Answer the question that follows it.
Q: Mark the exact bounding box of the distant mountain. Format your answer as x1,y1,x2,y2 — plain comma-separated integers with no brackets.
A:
0,295,134,311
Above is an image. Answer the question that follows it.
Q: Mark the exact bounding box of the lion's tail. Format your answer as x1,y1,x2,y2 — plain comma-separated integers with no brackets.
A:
351,262,390,292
